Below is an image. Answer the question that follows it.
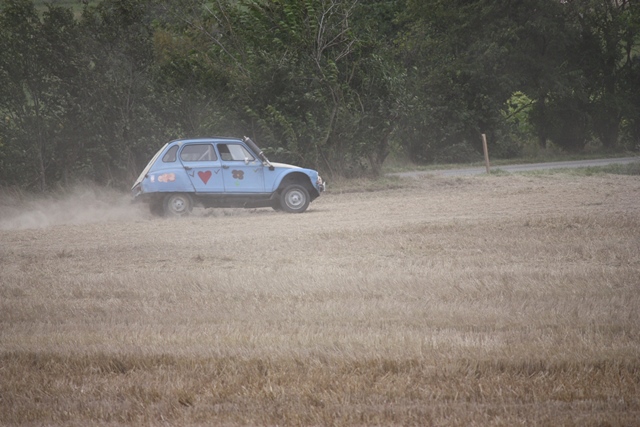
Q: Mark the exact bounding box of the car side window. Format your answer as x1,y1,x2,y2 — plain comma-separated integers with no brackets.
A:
180,144,218,162
218,144,255,161
162,145,178,162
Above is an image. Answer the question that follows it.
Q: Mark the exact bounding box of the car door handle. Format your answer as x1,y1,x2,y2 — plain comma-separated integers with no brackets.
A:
222,165,229,169
184,166,192,170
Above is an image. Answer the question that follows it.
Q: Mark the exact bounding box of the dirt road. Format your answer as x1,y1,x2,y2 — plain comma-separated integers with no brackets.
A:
392,156,639,177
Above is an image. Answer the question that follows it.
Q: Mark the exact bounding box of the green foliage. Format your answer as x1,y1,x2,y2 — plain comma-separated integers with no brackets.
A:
171,0,409,177
397,0,639,160
433,142,482,164
0,0,639,189
397,0,516,162
0,0,82,189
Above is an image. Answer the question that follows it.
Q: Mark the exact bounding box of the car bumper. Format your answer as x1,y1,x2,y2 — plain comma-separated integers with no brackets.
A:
317,176,326,193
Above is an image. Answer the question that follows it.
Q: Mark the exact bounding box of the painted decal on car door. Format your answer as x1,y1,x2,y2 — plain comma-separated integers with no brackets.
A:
217,143,265,193
179,143,225,193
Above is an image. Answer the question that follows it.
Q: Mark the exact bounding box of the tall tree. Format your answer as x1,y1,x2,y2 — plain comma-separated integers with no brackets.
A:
234,0,366,173
0,0,80,190
76,0,166,184
570,0,639,149
501,0,583,150
397,0,522,162
160,0,407,176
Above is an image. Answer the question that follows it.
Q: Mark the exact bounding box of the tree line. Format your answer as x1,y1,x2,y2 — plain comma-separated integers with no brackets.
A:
1,0,638,190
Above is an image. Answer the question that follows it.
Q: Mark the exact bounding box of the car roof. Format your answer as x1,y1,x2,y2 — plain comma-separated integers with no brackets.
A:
167,137,242,145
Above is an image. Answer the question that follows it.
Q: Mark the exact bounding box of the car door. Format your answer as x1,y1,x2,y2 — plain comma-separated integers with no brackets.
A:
179,143,225,193
216,143,265,193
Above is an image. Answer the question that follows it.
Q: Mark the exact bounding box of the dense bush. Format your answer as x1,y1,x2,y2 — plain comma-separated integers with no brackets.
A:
1,0,638,189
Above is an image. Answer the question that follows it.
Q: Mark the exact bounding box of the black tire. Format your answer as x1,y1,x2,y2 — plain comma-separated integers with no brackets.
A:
163,193,193,217
279,184,310,213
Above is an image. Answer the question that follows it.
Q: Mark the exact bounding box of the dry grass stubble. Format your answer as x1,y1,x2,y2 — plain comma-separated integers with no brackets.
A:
1,174,639,425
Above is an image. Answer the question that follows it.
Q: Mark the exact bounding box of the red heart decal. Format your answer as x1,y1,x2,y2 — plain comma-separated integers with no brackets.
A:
198,170,212,184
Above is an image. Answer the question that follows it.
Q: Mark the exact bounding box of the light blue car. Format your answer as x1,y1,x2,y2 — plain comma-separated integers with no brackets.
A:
131,137,325,216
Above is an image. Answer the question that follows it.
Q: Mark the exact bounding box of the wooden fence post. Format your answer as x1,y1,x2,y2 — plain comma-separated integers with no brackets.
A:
482,133,490,174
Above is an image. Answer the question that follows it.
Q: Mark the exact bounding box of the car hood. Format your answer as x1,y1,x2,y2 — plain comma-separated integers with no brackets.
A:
270,162,301,169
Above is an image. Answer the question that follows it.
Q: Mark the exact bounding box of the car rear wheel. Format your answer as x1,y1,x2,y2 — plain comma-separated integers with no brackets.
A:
163,193,193,217
280,184,310,213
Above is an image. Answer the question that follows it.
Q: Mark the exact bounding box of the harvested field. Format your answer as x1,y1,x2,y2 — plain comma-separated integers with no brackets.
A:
1,173,639,426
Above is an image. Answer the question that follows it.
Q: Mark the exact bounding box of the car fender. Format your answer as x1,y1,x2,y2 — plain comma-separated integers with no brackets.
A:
140,167,194,194
269,168,318,194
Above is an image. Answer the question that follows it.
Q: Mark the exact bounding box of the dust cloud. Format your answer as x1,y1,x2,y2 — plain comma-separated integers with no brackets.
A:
0,185,147,231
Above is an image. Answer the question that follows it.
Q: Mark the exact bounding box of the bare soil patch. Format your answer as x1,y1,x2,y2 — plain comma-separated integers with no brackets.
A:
1,174,639,426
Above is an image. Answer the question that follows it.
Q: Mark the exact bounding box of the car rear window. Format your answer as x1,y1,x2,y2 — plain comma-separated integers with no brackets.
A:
162,145,178,162
180,144,218,162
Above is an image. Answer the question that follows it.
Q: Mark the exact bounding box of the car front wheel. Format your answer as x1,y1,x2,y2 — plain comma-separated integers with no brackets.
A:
163,193,193,217
280,184,310,213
